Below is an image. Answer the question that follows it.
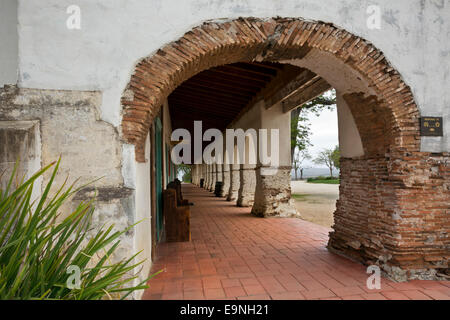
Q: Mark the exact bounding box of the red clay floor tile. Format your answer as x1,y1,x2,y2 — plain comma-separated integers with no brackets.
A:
143,184,450,301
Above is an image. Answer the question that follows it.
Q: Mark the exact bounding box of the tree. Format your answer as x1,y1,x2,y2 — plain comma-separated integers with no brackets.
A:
313,148,336,177
290,89,336,162
176,164,191,182
182,171,191,182
290,110,311,161
331,145,340,170
292,149,311,180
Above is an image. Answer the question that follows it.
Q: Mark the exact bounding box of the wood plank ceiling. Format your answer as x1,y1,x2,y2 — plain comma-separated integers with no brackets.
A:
168,62,305,135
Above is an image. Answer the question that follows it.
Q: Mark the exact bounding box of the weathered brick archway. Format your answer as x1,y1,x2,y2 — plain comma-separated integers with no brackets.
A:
121,17,420,160
121,18,448,281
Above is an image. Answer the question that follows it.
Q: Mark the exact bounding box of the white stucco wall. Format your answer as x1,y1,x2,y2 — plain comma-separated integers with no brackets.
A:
15,0,450,152
260,102,291,167
0,120,41,204
134,133,152,296
0,0,18,85
336,93,365,158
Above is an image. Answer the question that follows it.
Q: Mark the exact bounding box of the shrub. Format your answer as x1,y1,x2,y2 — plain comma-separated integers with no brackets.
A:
0,159,157,300
307,176,326,182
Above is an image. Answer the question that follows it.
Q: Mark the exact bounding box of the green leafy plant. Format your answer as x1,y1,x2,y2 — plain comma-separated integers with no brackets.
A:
0,159,158,300
290,89,336,161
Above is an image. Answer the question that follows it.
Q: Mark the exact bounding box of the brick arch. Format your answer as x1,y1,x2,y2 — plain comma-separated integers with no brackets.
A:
121,17,420,162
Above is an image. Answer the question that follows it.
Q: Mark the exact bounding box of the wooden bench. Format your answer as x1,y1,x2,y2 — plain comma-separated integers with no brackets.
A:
163,188,190,242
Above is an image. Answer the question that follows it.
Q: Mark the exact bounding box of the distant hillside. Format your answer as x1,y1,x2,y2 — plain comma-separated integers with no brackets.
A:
291,167,340,179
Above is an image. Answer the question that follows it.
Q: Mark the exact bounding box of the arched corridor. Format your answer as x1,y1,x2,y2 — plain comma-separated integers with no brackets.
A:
125,17,448,283
143,184,449,300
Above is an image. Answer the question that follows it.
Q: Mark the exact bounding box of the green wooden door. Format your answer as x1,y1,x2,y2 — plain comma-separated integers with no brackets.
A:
165,143,170,183
154,117,163,242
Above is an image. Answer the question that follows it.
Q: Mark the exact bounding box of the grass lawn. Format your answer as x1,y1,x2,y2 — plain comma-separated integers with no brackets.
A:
291,193,308,201
306,176,340,184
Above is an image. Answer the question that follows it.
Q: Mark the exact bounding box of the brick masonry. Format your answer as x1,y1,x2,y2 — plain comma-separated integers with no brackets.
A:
121,18,449,280
329,155,449,281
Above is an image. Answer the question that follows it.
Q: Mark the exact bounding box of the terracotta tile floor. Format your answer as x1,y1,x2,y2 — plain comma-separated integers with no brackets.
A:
142,184,450,300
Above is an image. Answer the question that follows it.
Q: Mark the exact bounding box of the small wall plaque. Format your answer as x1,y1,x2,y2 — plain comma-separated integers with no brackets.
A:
420,117,443,136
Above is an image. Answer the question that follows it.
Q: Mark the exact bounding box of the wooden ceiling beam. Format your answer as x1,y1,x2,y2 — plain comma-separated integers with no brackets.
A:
172,119,234,132
220,64,277,78
198,72,267,91
171,92,248,109
169,100,239,117
170,109,231,123
232,62,281,74
169,99,243,116
169,94,248,110
172,119,227,130
180,80,259,96
183,76,261,94
264,69,318,108
210,67,272,83
281,77,332,113
247,62,284,71
172,87,252,104
168,62,306,132
181,83,254,100
226,64,305,127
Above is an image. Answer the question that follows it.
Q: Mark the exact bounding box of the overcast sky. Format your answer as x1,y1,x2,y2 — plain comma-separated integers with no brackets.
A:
302,107,339,167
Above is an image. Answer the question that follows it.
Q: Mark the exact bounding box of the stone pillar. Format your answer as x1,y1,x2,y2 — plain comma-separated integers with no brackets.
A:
237,164,256,207
207,164,212,189
250,101,298,217
200,164,204,186
192,165,197,185
251,166,299,217
214,164,222,194
204,165,210,189
221,163,230,197
202,164,208,188
209,164,216,191
236,132,257,207
196,164,201,185
202,164,207,188
216,164,222,182
227,163,240,201
195,164,201,185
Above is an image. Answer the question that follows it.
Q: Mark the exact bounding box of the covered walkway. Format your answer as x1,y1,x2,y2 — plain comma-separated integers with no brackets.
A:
142,184,450,300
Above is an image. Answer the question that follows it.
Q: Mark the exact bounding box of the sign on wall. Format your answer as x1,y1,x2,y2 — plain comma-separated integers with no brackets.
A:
420,117,443,136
